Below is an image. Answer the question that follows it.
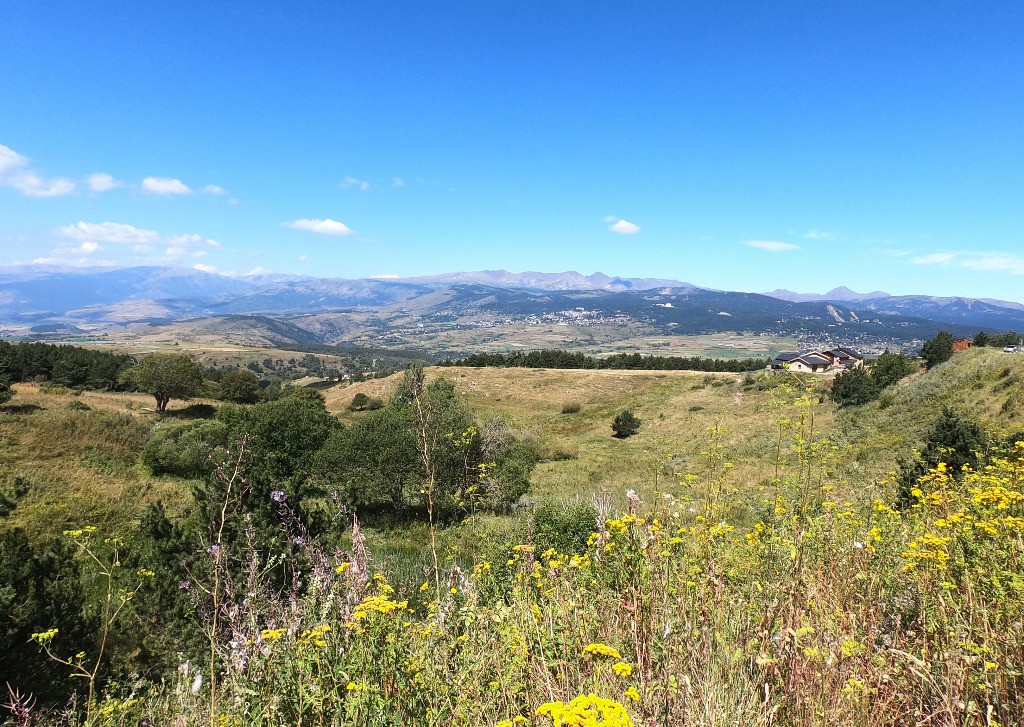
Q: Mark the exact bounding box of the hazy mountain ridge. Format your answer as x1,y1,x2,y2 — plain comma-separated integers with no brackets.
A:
404,270,691,291
2,266,1023,347
765,286,892,303
765,287,1024,330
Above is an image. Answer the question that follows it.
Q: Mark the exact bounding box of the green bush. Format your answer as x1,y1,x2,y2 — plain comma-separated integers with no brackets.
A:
532,499,597,555
142,419,229,478
831,366,881,407
560,402,582,414
348,392,383,411
611,409,640,438
218,369,262,404
895,406,987,509
870,350,916,388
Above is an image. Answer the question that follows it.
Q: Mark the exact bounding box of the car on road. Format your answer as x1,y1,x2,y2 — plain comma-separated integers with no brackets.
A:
1004,345,1019,353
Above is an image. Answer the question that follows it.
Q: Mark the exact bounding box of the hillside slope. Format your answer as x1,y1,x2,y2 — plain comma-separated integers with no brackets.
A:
329,350,1024,503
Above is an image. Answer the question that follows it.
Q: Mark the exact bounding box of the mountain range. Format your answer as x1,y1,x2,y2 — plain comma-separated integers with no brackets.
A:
1,265,1022,351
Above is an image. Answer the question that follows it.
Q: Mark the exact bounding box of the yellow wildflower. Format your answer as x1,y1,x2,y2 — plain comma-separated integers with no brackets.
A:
537,693,634,726
611,661,633,678
583,642,622,660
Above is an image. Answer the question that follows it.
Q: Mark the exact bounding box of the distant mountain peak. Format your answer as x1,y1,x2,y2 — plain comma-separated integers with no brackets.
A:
403,270,691,292
766,287,891,303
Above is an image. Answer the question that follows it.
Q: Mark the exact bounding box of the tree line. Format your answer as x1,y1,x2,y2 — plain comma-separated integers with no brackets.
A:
0,341,134,392
442,349,769,372
0,342,324,408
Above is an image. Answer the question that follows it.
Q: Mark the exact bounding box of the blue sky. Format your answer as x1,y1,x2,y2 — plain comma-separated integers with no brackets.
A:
2,2,1023,300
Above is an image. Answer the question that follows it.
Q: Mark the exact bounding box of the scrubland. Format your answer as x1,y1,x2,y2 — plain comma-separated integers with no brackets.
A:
3,348,1024,725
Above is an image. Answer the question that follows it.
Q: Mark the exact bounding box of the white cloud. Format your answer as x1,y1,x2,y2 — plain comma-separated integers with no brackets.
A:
31,255,117,267
911,252,957,265
393,177,406,187
203,184,228,196
58,221,159,245
87,172,122,193
298,254,308,262
744,240,799,252
0,144,75,197
804,230,834,241
285,218,355,236
608,219,640,234
142,177,192,195
343,176,370,191
246,266,270,276
913,251,1024,275
193,263,218,274
960,252,1024,275
372,274,400,279
166,233,205,247
52,220,219,266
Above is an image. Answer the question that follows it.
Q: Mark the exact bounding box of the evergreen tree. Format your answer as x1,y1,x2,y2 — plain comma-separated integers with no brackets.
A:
920,331,955,369
896,407,987,509
831,366,881,407
611,410,641,438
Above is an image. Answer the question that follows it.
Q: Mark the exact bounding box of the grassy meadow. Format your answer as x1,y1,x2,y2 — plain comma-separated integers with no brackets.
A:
3,346,1024,725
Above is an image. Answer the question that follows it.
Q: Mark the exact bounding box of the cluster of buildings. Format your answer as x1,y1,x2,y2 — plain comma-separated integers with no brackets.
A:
769,346,864,374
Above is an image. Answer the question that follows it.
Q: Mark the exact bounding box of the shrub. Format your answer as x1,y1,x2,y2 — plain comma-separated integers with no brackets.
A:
895,406,987,508
348,392,384,411
560,402,582,414
831,366,881,407
532,498,598,555
870,350,916,388
611,409,640,438
539,441,579,461
142,419,229,478
218,369,261,404
483,439,538,511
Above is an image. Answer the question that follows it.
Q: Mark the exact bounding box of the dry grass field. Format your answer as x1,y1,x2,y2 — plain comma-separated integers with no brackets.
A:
327,348,1024,509
6,346,1022,544
0,384,209,538
326,365,841,506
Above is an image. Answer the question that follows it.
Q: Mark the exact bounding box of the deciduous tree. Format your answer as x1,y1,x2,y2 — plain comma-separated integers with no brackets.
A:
218,369,261,404
870,350,916,388
122,353,204,413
